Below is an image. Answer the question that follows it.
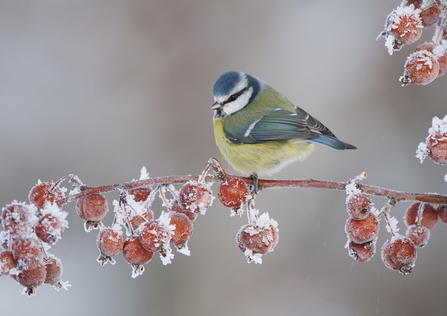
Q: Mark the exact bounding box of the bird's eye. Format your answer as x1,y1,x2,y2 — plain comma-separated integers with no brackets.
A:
228,94,238,102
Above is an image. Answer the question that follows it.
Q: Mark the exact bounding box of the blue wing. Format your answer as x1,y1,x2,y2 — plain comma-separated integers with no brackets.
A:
223,107,356,150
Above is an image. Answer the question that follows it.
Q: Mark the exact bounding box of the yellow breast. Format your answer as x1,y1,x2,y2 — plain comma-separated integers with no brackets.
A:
213,118,315,175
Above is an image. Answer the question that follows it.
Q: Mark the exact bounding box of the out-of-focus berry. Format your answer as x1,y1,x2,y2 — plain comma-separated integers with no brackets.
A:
96,226,125,265
178,181,214,215
427,131,447,165
15,265,47,295
438,205,447,224
406,225,430,247
217,178,250,208
381,236,417,275
400,50,439,85
345,212,380,244
76,193,109,221
0,250,16,275
346,193,372,220
404,202,438,230
35,213,66,244
128,187,152,203
44,256,63,287
2,203,36,236
12,236,46,270
347,240,376,263
29,182,64,208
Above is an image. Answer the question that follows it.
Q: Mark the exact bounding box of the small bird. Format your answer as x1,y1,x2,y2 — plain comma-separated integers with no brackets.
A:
211,70,356,190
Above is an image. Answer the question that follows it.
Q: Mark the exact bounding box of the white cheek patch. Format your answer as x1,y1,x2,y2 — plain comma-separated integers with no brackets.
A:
222,87,253,116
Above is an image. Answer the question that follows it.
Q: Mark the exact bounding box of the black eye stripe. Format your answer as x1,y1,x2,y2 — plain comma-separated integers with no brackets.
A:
223,86,249,105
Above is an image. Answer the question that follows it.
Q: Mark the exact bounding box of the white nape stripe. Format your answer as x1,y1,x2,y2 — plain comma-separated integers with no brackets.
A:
244,117,262,137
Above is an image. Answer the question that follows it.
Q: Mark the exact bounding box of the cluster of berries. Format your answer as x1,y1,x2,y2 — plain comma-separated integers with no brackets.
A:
344,173,447,275
378,0,447,86
417,115,447,165
0,181,69,295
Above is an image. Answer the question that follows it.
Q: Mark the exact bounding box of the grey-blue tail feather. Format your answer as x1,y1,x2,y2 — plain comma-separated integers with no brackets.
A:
311,136,357,150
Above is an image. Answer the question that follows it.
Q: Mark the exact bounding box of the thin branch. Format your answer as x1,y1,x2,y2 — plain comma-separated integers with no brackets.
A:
56,174,447,207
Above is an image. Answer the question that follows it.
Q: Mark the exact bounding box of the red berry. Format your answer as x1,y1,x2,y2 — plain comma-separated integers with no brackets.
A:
12,236,46,270
35,213,66,244
44,256,63,287
96,226,125,265
170,199,198,222
76,193,109,221
127,207,155,231
123,236,154,266
404,202,438,230
400,50,439,85
178,181,213,214
381,236,417,275
346,193,372,220
128,187,152,203
415,42,447,78
0,250,16,275
347,240,376,263
402,0,441,28
384,5,422,52
139,220,173,253
29,182,64,208
123,236,154,278
236,215,279,263
217,178,250,208
345,212,380,244
2,203,36,236
438,205,447,223
427,132,447,165
169,212,193,247
406,225,430,247
15,265,47,295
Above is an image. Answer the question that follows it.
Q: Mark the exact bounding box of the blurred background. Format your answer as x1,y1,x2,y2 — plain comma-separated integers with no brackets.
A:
1,1,446,315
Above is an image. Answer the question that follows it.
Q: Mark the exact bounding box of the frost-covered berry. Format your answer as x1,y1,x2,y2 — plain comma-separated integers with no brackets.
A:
400,50,439,86
123,236,154,278
96,226,125,265
170,199,198,222
139,217,174,253
236,213,279,264
128,187,152,203
2,203,36,236
402,0,441,28
35,211,67,245
15,265,47,295
178,181,214,215
382,5,422,54
29,182,65,208
169,212,193,248
347,240,376,263
345,212,380,244
406,225,430,248
217,178,250,208
415,42,447,78
438,205,447,224
12,236,46,271
404,202,438,230
346,193,372,220
0,250,16,275
76,193,109,221
44,255,63,287
381,236,417,275
417,116,447,164
128,207,155,231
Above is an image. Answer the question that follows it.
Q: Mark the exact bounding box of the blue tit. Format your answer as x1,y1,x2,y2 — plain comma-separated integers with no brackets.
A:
211,70,356,188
